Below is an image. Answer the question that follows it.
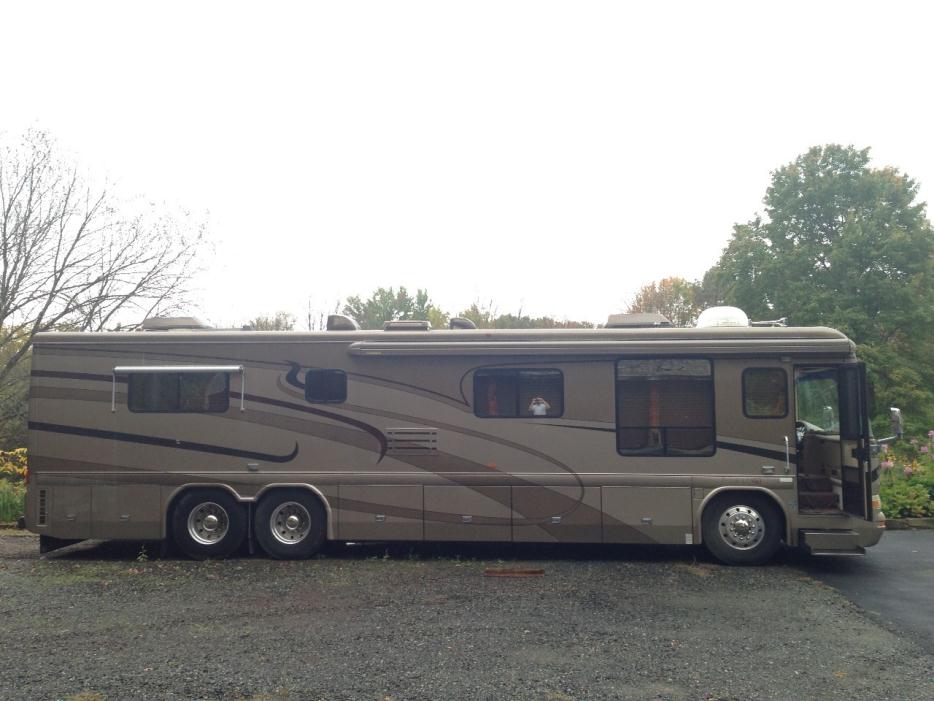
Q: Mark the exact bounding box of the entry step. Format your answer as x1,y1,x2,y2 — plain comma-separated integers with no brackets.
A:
799,476,833,492
809,547,866,556
801,529,865,554
799,491,838,510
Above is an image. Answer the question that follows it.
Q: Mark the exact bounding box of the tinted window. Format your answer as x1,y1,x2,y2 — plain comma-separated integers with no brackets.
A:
305,369,347,403
128,372,229,413
474,369,563,418
616,359,714,456
743,368,788,418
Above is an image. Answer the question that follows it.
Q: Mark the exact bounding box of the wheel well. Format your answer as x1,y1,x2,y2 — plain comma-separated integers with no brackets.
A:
698,488,789,544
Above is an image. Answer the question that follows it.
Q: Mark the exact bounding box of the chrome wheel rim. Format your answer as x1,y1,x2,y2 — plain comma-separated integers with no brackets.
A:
718,505,764,551
187,502,230,545
270,502,311,545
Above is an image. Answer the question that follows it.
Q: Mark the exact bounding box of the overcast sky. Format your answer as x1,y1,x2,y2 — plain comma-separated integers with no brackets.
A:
3,1,932,327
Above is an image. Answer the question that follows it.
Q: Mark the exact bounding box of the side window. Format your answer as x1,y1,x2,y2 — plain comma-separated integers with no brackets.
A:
128,372,229,413
305,369,347,403
616,358,714,457
743,368,788,418
474,369,563,418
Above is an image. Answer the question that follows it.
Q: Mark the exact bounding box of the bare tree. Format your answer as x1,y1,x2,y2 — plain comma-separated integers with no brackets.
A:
0,129,206,388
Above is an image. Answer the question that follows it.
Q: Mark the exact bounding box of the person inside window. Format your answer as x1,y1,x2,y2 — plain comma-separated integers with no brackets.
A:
486,381,499,416
528,396,551,417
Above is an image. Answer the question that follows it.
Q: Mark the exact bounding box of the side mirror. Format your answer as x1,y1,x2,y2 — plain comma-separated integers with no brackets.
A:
890,407,903,439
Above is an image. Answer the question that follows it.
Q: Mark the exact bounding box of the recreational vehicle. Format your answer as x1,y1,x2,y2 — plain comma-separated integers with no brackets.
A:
24,308,886,564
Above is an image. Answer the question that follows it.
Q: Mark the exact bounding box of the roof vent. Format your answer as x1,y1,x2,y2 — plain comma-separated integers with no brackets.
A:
606,313,672,329
383,320,431,331
449,317,477,330
327,314,360,331
696,306,750,328
139,316,213,331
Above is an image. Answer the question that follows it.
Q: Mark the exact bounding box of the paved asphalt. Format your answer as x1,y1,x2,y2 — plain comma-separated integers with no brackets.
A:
798,529,934,654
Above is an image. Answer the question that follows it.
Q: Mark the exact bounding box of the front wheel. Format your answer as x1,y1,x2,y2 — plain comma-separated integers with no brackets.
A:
254,489,327,560
702,493,783,565
171,489,247,560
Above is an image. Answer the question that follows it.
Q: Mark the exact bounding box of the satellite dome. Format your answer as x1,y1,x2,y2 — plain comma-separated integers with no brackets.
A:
695,306,750,328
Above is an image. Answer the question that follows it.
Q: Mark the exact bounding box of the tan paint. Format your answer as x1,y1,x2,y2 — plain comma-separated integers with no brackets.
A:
25,325,878,555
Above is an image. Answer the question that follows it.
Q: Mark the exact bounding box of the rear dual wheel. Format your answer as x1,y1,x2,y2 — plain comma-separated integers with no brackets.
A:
171,488,327,560
171,489,247,560
254,489,326,560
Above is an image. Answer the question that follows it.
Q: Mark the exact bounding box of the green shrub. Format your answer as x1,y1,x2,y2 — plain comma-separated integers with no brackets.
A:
880,479,933,518
0,479,25,522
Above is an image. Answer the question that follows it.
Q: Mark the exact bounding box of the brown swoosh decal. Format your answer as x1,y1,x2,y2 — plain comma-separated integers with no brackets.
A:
28,367,633,532
243,390,389,462
29,421,300,463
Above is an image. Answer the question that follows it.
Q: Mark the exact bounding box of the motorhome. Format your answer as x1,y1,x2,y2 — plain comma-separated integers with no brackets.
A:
24,307,885,564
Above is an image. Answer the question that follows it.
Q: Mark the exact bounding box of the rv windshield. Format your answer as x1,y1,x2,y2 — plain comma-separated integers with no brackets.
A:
795,368,839,434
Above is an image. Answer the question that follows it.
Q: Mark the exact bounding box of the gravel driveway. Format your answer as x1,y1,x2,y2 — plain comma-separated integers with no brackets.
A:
0,534,931,701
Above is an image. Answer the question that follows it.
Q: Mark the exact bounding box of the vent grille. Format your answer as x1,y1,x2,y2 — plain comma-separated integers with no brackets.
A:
38,489,48,526
386,428,438,455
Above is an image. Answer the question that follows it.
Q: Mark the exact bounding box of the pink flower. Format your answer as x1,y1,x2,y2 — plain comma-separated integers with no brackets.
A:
904,466,915,477
881,460,894,470
928,430,934,440
922,445,930,454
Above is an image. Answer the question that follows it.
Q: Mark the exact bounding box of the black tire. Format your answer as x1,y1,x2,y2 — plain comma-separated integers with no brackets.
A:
253,489,327,560
702,493,783,565
171,489,247,560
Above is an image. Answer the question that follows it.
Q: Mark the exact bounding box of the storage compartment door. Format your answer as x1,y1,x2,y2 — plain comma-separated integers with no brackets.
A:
512,487,602,542
50,485,92,539
337,486,423,541
424,486,511,541
92,486,162,539
603,486,693,545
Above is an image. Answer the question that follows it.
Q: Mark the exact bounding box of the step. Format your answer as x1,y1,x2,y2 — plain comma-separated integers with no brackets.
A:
799,491,838,509
799,476,833,492
809,547,866,556
801,529,864,554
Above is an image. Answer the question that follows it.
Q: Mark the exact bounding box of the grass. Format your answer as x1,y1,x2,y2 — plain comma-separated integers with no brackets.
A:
0,478,25,522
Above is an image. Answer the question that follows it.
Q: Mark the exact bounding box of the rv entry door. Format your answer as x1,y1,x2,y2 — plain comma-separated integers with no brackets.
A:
839,363,871,520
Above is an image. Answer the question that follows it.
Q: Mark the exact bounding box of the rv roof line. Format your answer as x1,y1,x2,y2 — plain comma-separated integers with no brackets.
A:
347,336,854,357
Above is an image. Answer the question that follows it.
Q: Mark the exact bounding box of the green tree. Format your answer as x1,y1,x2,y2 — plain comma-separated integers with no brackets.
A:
704,145,934,429
342,287,441,329
458,301,497,328
246,311,295,330
457,301,594,329
626,276,701,327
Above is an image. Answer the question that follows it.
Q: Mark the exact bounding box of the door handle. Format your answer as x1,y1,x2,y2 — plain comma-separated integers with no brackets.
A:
784,436,791,474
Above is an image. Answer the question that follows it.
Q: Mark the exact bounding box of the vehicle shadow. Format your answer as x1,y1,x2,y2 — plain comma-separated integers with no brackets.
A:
39,536,813,567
